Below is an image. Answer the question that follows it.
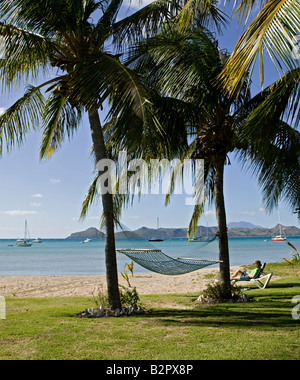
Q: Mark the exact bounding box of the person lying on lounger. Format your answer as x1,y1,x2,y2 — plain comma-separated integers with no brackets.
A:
231,260,262,281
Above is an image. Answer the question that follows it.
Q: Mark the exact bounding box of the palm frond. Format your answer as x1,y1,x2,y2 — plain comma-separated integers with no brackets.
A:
0,85,45,155
220,0,300,95
40,91,82,159
98,0,123,28
238,120,300,214
0,0,96,35
80,173,100,220
286,240,298,252
187,202,205,239
0,22,55,86
232,0,265,24
174,0,227,32
80,169,132,231
111,0,181,51
69,51,160,157
127,27,223,102
68,50,148,111
238,68,300,143
235,70,300,214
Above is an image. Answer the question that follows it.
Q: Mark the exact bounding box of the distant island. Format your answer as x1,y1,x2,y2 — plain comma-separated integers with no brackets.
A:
67,227,106,240
66,221,300,239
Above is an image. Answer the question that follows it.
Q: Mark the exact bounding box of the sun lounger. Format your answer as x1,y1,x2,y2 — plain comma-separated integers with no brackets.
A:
231,263,273,289
249,272,273,289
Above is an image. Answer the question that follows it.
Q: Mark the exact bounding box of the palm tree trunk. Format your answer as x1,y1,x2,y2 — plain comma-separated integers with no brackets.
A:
88,108,121,310
214,158,231,299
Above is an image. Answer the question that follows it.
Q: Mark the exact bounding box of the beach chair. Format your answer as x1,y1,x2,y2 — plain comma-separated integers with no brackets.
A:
232,263,274,289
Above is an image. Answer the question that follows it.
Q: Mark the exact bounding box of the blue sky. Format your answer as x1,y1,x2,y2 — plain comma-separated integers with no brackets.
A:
0,1,299,238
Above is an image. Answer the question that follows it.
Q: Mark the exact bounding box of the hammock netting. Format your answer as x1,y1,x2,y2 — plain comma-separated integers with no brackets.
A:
116,248,221,275
114,223,219,275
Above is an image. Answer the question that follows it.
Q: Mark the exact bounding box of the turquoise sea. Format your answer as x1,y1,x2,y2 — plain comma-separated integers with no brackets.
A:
0,236,299,277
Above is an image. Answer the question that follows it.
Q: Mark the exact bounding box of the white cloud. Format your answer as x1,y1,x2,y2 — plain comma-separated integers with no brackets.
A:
239,211,257,217
204,210,216,217
30,202,42,207
231,208,266,217
87,216,100,220
49,178,61,184
0,107,6,116
0,210,38,216
239,208,266,216
32,194,43,198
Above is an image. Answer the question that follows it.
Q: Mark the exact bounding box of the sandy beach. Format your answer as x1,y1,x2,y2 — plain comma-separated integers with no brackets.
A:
0,266,244,298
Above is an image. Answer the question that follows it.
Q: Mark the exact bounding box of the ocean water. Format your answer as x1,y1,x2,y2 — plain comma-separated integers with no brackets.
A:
0,236,299,276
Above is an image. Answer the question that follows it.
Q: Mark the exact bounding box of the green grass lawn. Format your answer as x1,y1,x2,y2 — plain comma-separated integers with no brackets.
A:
0,262,299,360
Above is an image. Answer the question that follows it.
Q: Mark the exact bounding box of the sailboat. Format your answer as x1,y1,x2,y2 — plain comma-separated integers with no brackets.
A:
148,217,164,242
272,213,286,241
272,229,287,242
16,220,33,247
190,223,211,242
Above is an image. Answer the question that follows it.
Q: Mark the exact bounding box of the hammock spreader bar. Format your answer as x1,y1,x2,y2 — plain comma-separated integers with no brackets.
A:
116,248,221,275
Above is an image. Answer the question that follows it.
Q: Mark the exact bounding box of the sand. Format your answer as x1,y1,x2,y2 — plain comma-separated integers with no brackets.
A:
0,266,243,298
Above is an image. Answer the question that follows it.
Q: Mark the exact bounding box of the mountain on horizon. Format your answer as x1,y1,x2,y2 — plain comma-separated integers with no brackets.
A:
67,227,105,239
227,221,263,229
66,222,300,239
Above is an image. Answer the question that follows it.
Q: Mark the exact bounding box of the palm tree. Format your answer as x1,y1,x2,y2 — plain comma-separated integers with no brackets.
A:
107,26,300,298
0,0,222,309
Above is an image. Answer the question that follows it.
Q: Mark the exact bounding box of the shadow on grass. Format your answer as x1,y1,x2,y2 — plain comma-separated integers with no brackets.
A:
141,287,299,329
62,279,300,331
267,282,300,289
143,305,297,328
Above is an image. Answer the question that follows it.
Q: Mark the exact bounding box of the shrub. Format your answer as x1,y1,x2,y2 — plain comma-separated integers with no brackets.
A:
201,282,243,303
118,284,140,309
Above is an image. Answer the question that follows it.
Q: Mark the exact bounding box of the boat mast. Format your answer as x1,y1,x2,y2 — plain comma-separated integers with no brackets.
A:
25,220,30,240
278,211,282,236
